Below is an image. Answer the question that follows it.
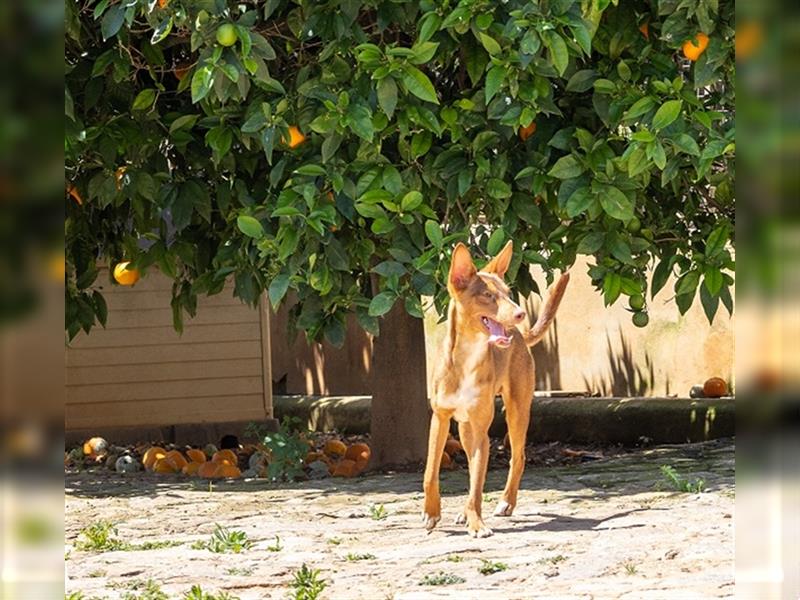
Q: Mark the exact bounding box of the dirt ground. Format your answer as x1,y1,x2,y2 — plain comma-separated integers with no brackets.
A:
65,439,734,600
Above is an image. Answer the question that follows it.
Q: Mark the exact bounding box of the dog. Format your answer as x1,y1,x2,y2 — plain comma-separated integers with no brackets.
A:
423,241,570,537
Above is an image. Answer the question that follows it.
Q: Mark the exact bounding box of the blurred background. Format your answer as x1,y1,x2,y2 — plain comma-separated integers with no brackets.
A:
1,0,798,597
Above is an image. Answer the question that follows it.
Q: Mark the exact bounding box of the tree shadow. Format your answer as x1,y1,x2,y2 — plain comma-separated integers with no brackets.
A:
582,328,659,396
523,295,562,390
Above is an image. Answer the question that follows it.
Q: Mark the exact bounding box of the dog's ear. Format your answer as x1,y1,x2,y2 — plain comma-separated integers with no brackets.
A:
448,243,476,291
483,240,513,279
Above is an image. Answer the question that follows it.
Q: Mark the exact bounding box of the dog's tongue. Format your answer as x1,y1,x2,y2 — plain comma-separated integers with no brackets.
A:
486,318,509,345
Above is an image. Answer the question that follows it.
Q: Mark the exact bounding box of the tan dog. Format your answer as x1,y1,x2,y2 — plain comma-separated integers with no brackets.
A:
423,241,570,537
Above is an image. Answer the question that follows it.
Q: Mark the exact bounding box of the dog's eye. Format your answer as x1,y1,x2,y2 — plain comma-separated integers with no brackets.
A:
483,291,494,300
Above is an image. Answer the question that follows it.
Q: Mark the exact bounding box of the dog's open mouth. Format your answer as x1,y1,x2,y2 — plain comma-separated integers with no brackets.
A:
481,316,511,348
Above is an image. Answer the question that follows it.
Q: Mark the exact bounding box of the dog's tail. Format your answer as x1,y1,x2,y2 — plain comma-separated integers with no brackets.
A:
523,272,571,347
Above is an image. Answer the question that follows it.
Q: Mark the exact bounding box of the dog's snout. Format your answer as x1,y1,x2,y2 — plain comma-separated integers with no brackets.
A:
513,310,525,322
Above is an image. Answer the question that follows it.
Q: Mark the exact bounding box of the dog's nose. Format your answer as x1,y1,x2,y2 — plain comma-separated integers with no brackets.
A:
513,310,525,322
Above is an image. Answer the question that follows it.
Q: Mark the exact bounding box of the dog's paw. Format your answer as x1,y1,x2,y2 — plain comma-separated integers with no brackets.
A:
422,512,441,532
493,500,514,517
453,512,467,525
468,525,494,538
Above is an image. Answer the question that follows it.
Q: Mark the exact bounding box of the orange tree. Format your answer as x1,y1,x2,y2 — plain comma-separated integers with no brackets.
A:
65,0,734,465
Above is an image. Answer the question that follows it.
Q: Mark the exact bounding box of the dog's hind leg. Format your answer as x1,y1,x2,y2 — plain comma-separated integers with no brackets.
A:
495,376,534,517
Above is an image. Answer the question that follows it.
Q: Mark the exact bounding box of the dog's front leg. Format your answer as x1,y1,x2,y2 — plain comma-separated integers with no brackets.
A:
460,416,493,538
422,410,450,531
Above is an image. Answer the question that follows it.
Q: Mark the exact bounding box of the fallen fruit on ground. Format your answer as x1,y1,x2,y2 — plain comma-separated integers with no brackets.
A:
305,451,323,465
519,122,537,141
113,262,140,286
142,447,167,470
440,451,453,469
324,439,347,458
445,439,463,456
182,462,202,476
153,458,178,474
212,449,238,465
682,32,709,61
217,463,241,478
215,23,238,47
198,461,222,478
332,459,358,478
283,125,306,148
344,443,371,462
165,450,188,471
703,377,728,398
186,449,206,463
83,437,108,457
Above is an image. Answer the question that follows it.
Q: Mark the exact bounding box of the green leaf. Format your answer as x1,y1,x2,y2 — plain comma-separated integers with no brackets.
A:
703,267,723,295
548,155,584,179
651,255,675,299
237,215,264,239
401,191,423,212
676,270,701,297
487,228,506,255
598,186,634,221
100,5,125,40
603,272,622,306
410,41,439,64
577,231,604,254
485,65,506,104
377,77,398,118
411,131,433,158
565,187,593,217
372,261,407,277
268,274,291,309
92,291,108,328
652,100,682,131
151,16,173,44
368,291,396,317
169,114,199,134
486,178,512,199
627,146,650,177
478,32,502,56
425,220,443,247
699,283,720,324
418,12,442,43
191,65,214,103
132,89,156,111
672,133,701,156
706,224,729,258
347,104,375,141
402,66,439,104
545,31,569,76
566,69,597,92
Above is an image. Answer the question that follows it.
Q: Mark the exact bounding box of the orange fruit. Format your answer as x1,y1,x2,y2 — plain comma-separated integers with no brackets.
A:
305,451,323,465
440,451,453,469
212,449,238,465
736,22,762,60
332,459,358,478
143,446,167,470
186,449,207,463
217,463,241,478
519,122,537,141
682,32,709,61
173,63,192,81
182,462,203,476
82,437,108,456
703,377,728,398
344,443,371,462
153,457,178,474
113,262,140,286
66,185,83,206
158,0,169,7
323,439,347,458
283,125,306,148
198,461,222,479
165,450,188,471
639,22,649,39
445,439,463,456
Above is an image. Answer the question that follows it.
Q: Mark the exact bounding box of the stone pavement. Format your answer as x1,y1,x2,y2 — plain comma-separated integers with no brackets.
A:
65,439,734,599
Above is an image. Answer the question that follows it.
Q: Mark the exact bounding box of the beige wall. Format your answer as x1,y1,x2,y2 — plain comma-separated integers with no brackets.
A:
65,270,272,430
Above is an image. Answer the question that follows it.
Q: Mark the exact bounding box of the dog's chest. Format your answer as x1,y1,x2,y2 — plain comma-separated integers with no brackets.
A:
436,344,490,422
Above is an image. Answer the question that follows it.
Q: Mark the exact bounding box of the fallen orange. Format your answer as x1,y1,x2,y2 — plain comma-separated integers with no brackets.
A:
143,446,167,470
323,439,347,459
212,449,238,465
182,462,203,476
165,450,188,471
153,457,178,474
332,459,358,478
186,449,207,463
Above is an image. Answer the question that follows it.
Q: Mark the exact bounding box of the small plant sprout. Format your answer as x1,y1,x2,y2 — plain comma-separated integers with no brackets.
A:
266,535,283,552
478,559,509,575
194,524,253,554
345,552,376,562
369,504,388,520
290,564,327,600
660,465,706,493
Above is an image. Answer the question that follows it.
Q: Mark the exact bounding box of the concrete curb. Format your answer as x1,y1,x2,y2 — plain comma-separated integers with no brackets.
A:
273,394,735,444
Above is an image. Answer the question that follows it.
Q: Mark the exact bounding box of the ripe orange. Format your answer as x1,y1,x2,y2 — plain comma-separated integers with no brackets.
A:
165,450,188,471
217,463,241,478
212,449,238,465
344,443,371,462
173,63,192,81
332,459,358,478
186,449,207,463
323,439,347,459
153,457,178,474
736,22,762,60
283,125,306,148
182,462,203,476
305,451,323,465
682,32,709,61
198,461,222,478
703,377,728,398
143,446,167,470
113,262,140,286
519,122,537,141
444,439,463,456
440,451,453,469
83,437,108,457
639,22,649,39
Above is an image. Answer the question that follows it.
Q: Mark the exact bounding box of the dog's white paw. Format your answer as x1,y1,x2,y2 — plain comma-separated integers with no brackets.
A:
422,513,441,531
469,526,494,538
493,500,514,517
454,513,467,525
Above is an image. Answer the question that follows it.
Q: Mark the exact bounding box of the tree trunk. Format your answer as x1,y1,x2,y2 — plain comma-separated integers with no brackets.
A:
369,301,430,468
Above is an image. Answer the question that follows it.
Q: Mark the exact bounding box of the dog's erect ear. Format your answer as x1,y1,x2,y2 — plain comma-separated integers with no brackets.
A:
448,243,476,291
482,240,513,279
